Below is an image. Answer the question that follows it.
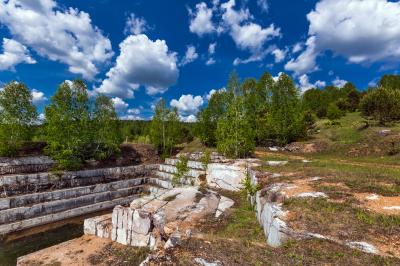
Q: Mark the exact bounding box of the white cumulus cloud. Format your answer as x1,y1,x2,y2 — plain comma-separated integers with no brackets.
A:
286,0,400,75
31,89,48,105
189,2,216,36
271,48,286,63
299,74,326,93
124,13,148,35
221,0,280,64
170,94,204,115
206,42,217,66
0,0,113,79
0,38,36,71
206,87,226,100
332,77,347,88
112,97,129,112
180,114,197,123
180,45,199,66
97,34,179,98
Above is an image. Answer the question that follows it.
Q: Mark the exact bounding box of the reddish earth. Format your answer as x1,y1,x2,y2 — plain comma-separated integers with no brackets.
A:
17,235,112,266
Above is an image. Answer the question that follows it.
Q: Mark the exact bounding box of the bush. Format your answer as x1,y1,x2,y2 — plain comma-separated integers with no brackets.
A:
327,103,344,121
360,87,400,124
173,156,190,186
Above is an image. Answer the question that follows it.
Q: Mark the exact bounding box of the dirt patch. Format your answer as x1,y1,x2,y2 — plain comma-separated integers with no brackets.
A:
82,143,159,169
354,193,400,215
17,141,47,156
17,235,150,266
120,143,159,164
17,235,111,266
282,178,321,197
285,142,328,154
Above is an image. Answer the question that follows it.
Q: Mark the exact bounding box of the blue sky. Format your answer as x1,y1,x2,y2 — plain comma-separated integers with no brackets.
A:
0,0,399,121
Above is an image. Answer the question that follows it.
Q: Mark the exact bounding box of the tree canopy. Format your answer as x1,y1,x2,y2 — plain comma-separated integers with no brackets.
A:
0,82,37,156
45,80,120,169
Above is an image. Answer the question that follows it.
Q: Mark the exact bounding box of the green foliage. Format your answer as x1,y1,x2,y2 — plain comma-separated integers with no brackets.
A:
302,82,361,118
44,80,120,169
149,99,181,157
200,149,211,169
360,87,400,124
44,80,90,169
196,71,310,151
120,120,150,142
327,103,344,121
216,96,255,158
172,155,190,186
92,94,121,160
265,74,306,146
0,82,38,156
378,74,400,90
240,172,260,196
196,89,230,146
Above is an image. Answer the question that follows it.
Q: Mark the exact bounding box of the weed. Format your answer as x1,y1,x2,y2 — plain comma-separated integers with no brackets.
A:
240,171,261,196
200,149,211,170
172,155,190,186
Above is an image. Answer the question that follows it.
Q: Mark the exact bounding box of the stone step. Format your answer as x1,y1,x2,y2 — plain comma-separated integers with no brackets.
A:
0,178,147,211
0,164,155,196
0,156,54,176
148,178,173,189
177,152,226,162
0,194,140,235
0,185,144,225
164,158,205,170
153,171,197,186
158,164,205,178
84,213,112,239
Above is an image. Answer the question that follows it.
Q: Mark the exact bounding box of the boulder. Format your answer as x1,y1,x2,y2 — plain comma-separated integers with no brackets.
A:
216,196,234,218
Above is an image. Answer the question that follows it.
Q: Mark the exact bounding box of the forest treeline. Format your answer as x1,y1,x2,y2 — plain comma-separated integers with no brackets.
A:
0,73,399,168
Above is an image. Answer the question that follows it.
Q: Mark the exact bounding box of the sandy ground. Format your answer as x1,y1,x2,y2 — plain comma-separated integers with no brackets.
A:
354,193,400,215
17,235,111,266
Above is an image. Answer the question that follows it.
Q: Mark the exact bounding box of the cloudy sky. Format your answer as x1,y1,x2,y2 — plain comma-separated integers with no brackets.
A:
0,0,399,121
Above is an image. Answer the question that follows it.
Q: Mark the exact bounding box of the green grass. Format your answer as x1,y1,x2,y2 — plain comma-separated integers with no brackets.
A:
284,198,400,241
307,112,400,157
161,191,400,266
258,152,400,196
200,191,265,243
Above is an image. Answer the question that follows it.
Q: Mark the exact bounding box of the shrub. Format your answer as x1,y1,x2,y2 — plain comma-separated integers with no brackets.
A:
200,149,211,169
240,172,261,197
327,103,344,121
360,87,400,124
173,156,190,186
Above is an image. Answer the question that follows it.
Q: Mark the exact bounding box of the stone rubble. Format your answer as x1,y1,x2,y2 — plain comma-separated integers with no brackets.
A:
194,258,223,266
84,186,234,251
